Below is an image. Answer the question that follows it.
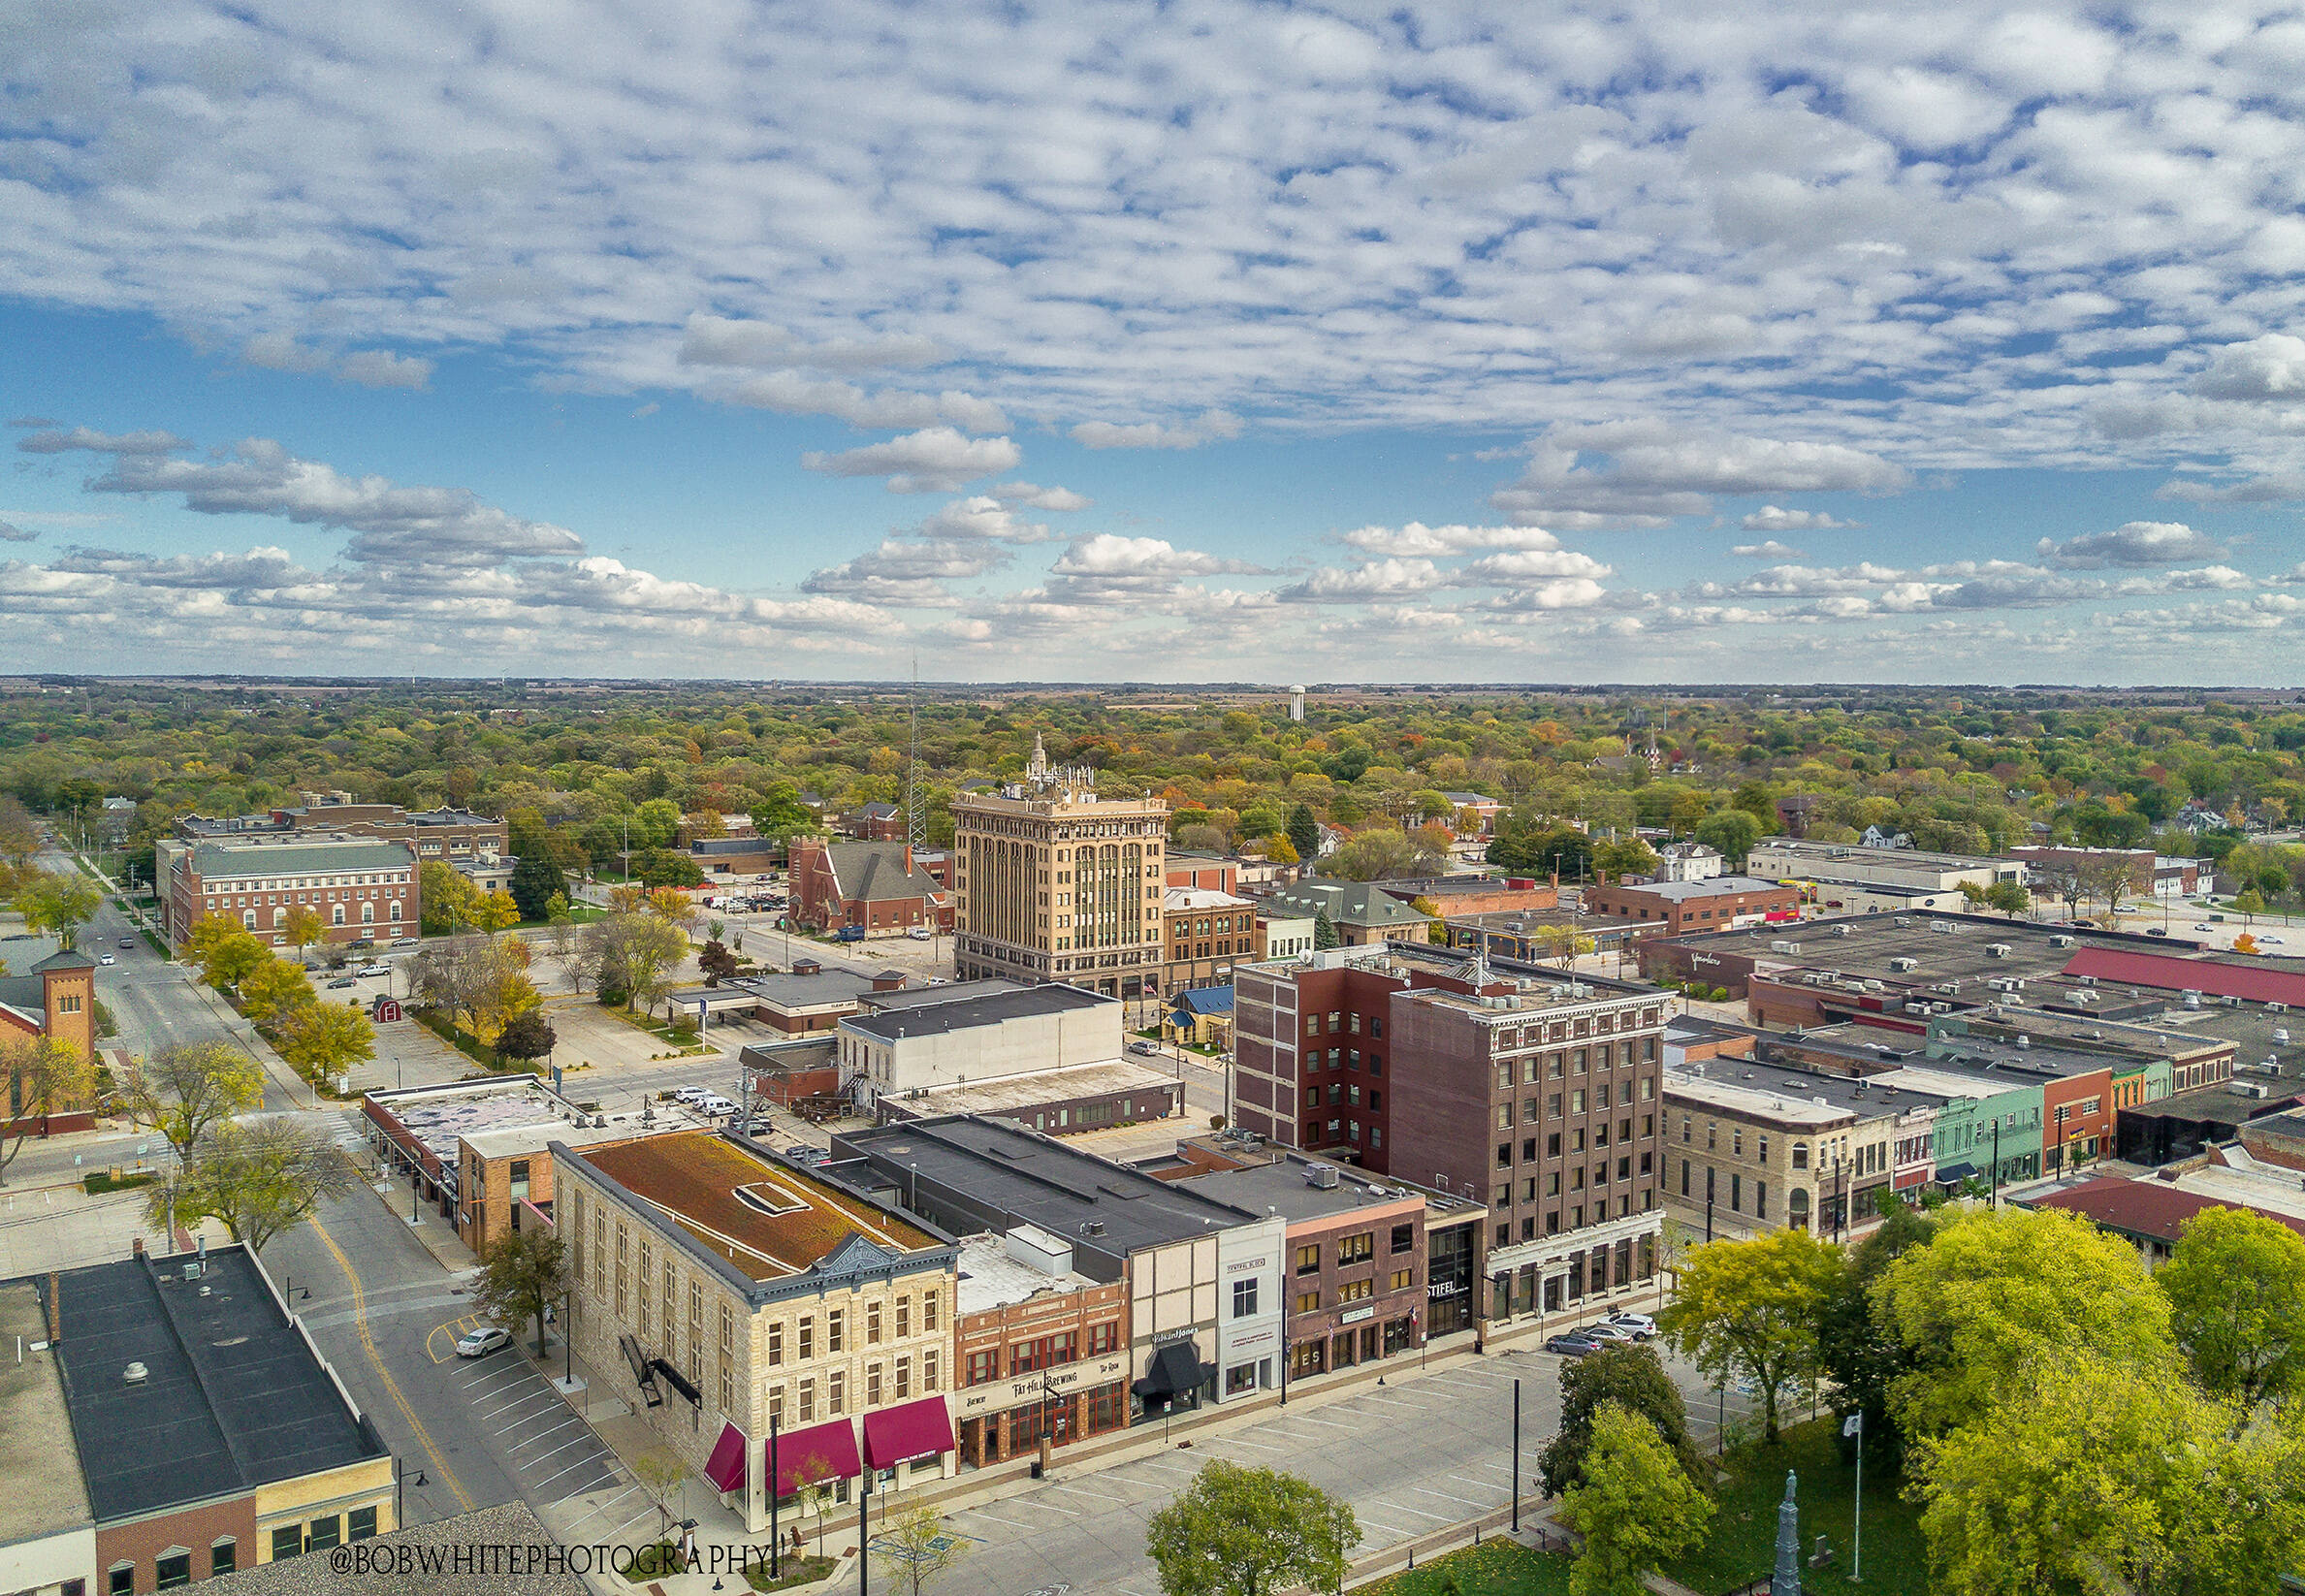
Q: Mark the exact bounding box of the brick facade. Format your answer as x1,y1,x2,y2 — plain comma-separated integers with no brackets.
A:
952,1280,1129,1465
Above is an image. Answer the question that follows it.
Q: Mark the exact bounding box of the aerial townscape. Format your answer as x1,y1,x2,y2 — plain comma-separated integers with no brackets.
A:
8,6,2305,1596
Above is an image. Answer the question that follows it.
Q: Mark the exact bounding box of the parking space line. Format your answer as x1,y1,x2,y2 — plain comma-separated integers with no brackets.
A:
1021,1496,1079,1516
558,1485,641,1533
1450,1474,1505,1489
599,1507,656,1541
509,1417,583,1451
480,1391,558,1422
961,1509,1037,1532
1356,1517,1422,1541
461,1364,526,1393
1412,1486,1481,1507
1275,1413,1357,1430
1374,1500,1456,1522
555,1472,619,1502
1214,1436,1285,1452
521,1433,600,1470
495,1404,570,1436
1046,1484,1114,1503
1354,1394,1427,1411
533,1452,617,1491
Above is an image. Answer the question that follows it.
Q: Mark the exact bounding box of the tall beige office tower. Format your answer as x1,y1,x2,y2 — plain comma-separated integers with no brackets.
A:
951,734,1169,996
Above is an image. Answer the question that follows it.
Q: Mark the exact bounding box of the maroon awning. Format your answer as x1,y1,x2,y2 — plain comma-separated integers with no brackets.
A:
703,1420,747,1492
862,1396,954,1469
772,1418,860,1497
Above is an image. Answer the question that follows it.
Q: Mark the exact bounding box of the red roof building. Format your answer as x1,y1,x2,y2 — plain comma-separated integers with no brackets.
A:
2024,1172,2305,1262
2061,947,2305,1006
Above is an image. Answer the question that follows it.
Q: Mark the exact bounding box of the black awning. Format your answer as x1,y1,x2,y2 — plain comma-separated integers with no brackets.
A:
1935,1163,1975,1185
651,1357,703,1408
1132,1340,1209,1404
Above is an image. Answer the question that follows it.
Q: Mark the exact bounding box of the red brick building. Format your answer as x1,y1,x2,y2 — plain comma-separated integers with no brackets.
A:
1583,876,1799,937
0,947,100,1136
153,834,418,949
950,1229,1130,1467
789,840,949,938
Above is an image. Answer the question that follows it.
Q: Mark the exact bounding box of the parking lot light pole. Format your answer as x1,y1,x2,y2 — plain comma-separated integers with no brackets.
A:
1510,1377,1521,1532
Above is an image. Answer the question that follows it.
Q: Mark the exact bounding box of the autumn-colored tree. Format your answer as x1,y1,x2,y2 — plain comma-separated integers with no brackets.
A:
1660,1228,1841,1441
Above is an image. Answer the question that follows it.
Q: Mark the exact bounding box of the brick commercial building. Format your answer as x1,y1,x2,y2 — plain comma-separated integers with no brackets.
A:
824,1117,1287,1417
558,1131,962,1534
178,795,504,871
1582,876,1800,936
0,1246,395,1596
0,944,100,1139
950,1229,1130,1467
1178,1154,1485,1375
1161,885,1264,994
154,834,418,950
2009,845,2199,899
1233,944,1670,1330
1251,879,1433,947
788,840,948,939
951,736,1169,997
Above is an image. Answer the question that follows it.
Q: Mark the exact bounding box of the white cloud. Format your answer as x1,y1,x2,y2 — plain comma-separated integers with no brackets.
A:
1740,506,1858,533
1492,427,1909,528
915,495,1049,544
1040,533,1262,604
1276,559,1444,602
1457,549,1615,584
2156,474,2305,505
334,350,433,390
800,537,1006,606
800,428,1021,493
2194,335,2305,401
1336,523,1565,558
677,316,943,372
2035,521,2226,569
1729,540,1806,559
990,482,1091,512
1071,411,1243,451
0,522,36,543
17,427,190,457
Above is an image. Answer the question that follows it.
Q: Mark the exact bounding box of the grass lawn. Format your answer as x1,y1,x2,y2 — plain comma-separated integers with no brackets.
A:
1359,1539,1575,1595
1664,1419,1928,1596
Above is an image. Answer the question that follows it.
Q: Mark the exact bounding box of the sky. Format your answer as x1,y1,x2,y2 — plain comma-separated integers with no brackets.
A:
5,3,2305,686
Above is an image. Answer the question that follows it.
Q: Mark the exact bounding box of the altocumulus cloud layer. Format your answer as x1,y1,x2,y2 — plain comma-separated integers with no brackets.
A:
8,2,2305,678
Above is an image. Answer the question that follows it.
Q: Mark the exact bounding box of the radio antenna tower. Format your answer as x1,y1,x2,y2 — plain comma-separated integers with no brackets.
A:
906,656,928,852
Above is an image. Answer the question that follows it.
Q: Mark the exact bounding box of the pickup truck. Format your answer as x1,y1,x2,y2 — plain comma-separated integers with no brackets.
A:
835,926,867,942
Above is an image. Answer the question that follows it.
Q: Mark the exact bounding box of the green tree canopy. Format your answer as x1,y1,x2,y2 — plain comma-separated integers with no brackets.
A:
1660,1227,1841,1441
2159,1204,2305,1407
473,1226,569,1357
1143,1459,1360,1596
1557,1402,1714,1596
1539,1343,1704,1498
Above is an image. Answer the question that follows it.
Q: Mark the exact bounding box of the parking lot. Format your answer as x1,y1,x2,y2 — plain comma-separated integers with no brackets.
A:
445,1333,633,1518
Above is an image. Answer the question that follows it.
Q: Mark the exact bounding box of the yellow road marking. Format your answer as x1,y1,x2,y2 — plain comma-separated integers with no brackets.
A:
425,1315,482,1364
310,1216,477,1512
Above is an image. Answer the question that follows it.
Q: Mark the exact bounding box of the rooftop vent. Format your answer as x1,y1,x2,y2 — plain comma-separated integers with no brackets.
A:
123,1361,148,1385
1307,1164,1340,1189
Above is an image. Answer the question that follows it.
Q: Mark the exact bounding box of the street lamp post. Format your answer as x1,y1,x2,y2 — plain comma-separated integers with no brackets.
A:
1510,1378,1521,1532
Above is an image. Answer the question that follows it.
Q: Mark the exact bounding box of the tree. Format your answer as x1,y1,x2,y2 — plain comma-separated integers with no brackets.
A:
1693,808,1763,869
1873,1203,2176,1441
1593,838,1659,879
1983,879,2032,917
2159,1205,2305,1407
1262,834,1299,866
509,852,565,921
634,847,706,887
1405,897,1448,944
1312,907,1339,951
1320,828,1428,881
1816,1199,1939,1459
751,782,819,844
117,1040,265,1163
1539,1343,1704,1499
1660,1228,1841,1441
238,956,315,1025
872,1501,972,1596
195,924,271,992
419,858,482,933
632,1451,688,1539
0,1037,96,1187
599,910,688,1014
164,1117,357,1253
0,796,37,865
1913,1350,2305,1596
1286,803,1322,862
473,886,522,934
697,939,739,985
496,1008,557,1067
1557,1403,1714,1596
15,871,102,950
1145,1460,1359,1596
792,1460,840,1557
473,1226,569,1357
1532,923,1597,967
274,1002,376,1084
631,797,682,850
281,905,327,959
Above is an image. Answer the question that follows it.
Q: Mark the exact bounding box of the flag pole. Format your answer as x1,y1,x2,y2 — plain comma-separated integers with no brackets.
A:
1846,1409,1863,1581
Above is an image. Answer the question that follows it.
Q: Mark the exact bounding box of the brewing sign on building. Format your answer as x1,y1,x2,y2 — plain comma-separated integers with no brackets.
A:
955,1355,1129,1419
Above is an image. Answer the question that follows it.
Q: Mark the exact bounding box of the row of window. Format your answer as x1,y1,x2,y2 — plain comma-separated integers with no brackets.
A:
1494,1188,1651,1246
1498,1153,1650,1198
1290,1269,1416,1315
768,1351,941,1424
1489,1007,1662,1048
1301,1116,1381,1149
102,1510,379,1595
1496,1080,1650,1129
1305,1010,1385,1037
763,1292,942,1363
1306,1046,1382,1074
960,1322,1122,1386
1492,1040,1656,1090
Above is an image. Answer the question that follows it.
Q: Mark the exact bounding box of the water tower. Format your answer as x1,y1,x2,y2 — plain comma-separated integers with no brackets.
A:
1289,685,1305,722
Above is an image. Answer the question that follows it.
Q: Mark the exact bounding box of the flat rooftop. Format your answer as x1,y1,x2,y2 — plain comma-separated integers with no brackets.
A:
196,1501,582,1596
1670,1061,1955,1121
371,1081,692,1165
1598,876,1791,902
898,1059,1176,1114
0,1281,88,1547
575,1131,940,1282
1681,910,2200,989
722,968,889,1009
1750,838,2008,873
1179,1154,1472,1224
1929,1034,2164,1079
832,1116,1259,1258
845,981,1112,1041
954,1232,1099,1316
46,1248,384,1523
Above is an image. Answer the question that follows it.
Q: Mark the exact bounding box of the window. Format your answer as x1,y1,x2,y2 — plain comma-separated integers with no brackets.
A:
967,1349,997,1386
1571,1090,1586,1113
1296,1242,1321,1275
829,1308,845,1353
272,1526,304,1561
769,1322,784,1366
868,1364,883,1406
349,1507,377,1542
1088,1321,1118,1356
1496,1141,1513,1169
925,1348,940,1390
1792,1143,1809,1170
829,1369,845,1415
896,1357,912,1399
868,1301,882,1344
1390,1269,1412,1292
896,1296,912,1338
1391,1223,1415,1254
1336,1279,1372,1303
799,1379,816,1422
799,1316,815,1359
111,1567,135,1596
1232,1278,1260,1318
211,1541,238,1577
1338,1231,1373,1264
307,1516,342,1552
923,1290,939,1330
157,1551,192,1589
1757,1182,1769,1220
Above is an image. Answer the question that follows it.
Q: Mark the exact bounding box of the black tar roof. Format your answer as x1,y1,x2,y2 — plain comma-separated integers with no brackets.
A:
44,1246,382,1522
844,981,1112,1041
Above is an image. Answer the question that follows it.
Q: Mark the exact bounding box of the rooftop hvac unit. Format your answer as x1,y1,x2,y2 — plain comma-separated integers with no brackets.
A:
1833,924,1853,938
2225,994,2243,1007
2185,993,2202,1008
1986,943,2012,958
2231,1082,2271,1099
1307,1164,1340,1189
2278,1028,2292,1045
1931,922,1954,935
1894,916,1911,928
2077,974,2096,986
2050,935,2076,948
1888,956,1918,973
2270,1003,2290,1014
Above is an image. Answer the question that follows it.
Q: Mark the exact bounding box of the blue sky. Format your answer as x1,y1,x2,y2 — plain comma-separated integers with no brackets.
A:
5,2,2305,684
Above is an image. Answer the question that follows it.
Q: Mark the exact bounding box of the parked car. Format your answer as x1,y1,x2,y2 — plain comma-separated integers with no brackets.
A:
357,963,390,977
2145,927,2168,937
1582,1322,1642,1344
348,938,376,949
907,928,931,940
1544,1332,1604,1357
1601,1311,1657,1337
835,927,867,942
391,936,419,947
456,1326,512,1358
118,937,136,948
1129,1040,1162,1056
2194,923,2217,931
2264,936,2288,946
673,1086,710,1103
327,977,358,989
696,1096,736,1116
98,953,115,966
